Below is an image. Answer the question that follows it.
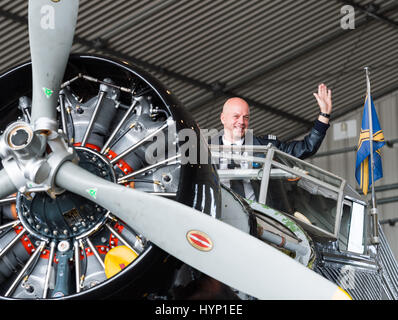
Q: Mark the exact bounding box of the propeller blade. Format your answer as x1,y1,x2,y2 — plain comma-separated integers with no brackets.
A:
28,0,79,131
0,169,17,200
55,161,351,300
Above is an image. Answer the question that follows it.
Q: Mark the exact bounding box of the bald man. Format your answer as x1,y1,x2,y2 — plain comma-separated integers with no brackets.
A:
216,83,332,200
220,83,331,156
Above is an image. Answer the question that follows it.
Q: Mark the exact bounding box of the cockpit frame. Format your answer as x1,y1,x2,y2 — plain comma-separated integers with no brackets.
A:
210,144,369,254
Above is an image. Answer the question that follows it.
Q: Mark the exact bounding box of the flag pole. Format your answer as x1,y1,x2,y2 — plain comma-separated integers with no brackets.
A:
364,67,379,244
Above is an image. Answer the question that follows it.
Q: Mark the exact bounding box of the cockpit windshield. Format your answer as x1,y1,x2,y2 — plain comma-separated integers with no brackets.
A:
257,149,343,237
213,145,366,244
272,150,343,189
266,165,339,237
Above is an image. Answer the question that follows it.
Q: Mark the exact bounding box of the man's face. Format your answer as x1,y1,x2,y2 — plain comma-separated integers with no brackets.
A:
220,98,250,141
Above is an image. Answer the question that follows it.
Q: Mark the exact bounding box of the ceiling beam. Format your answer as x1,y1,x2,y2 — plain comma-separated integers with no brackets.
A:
0,5,311,127
1,2,397,131
187,1,398,113
0,7,214,93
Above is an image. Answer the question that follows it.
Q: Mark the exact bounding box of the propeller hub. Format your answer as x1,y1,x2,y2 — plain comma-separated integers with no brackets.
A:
1,122,44,158
16,147,116,241
17,147,116,240
10,128,30,148
0,119,79,195
4,123,34,151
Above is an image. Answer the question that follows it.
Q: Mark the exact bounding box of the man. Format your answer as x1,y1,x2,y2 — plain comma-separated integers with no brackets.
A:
216,83,332,200
179,84,332,300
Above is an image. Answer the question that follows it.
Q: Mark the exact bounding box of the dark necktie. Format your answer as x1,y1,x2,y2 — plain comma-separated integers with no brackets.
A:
228,146,245,198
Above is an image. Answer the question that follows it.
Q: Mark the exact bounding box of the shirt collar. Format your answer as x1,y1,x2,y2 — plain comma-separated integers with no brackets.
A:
222,135,244,146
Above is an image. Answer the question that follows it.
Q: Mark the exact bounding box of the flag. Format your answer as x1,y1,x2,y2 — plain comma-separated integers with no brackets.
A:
355,96,385,195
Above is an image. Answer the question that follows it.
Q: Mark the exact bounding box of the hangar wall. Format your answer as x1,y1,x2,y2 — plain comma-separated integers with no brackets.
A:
303,90,398,258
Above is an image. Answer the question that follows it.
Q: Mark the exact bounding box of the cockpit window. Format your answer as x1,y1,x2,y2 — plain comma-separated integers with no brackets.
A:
264,151,365,248
272,151,343,189
266,165,338,237
214,145,365,243
339,201,365,254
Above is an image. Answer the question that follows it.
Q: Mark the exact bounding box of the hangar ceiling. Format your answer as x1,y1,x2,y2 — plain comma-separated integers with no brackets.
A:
0,0,397,140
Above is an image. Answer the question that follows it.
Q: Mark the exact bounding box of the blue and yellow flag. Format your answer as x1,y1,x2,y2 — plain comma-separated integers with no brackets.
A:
355,96,385,195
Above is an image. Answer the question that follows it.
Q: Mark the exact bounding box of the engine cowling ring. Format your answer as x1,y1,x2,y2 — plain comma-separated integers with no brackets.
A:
0,54,221,299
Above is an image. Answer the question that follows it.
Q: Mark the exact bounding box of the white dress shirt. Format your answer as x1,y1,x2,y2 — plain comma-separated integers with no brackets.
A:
220,136,255,201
